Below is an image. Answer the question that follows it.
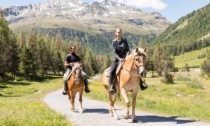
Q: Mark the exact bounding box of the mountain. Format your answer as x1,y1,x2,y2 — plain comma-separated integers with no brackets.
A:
2,0,171,54
151,2,210,56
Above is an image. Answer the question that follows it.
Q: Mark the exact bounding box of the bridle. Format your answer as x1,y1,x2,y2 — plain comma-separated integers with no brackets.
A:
72,66,82,84
123,52,146,77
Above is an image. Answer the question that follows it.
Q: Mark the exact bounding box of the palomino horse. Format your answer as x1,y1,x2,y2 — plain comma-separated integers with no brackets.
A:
67,63,84,113
101,48,147,122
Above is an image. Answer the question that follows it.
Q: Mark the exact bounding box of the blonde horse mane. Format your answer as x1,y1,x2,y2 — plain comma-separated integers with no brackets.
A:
71,62,82,73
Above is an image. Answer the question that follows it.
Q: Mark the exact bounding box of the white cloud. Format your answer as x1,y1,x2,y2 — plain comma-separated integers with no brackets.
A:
97,0,167,10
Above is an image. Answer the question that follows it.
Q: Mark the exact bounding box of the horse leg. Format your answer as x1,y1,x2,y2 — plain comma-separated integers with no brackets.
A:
67,90,71,101
70,91,76,110
121,88,130,119
79,90,83,113
131,92,138,123
107,92,113,117
108,92,119,120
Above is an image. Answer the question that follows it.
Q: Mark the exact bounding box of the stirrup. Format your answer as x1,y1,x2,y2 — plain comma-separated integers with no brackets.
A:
62,89,67,95
140,83,148,90
109,86,116,95
84,87,90,93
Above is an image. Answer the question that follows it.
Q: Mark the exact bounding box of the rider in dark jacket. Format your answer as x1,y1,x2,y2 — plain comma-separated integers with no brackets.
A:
109,28,147,94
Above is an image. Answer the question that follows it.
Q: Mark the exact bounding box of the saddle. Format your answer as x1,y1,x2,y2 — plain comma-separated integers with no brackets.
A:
105,61,124,77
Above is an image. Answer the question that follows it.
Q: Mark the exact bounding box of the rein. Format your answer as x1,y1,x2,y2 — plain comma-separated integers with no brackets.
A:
123,67,141,77
120,53,145,77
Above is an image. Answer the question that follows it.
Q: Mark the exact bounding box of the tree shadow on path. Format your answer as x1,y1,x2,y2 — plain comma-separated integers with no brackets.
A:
84,108,122,114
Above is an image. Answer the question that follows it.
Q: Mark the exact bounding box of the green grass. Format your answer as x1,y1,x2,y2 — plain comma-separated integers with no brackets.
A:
0,76,73,126
175,46,210,68
176,75,191,81
85,72,210,123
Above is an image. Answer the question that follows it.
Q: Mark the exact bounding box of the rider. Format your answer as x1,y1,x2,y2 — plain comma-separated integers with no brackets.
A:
109,28,147,94
63,45,90,95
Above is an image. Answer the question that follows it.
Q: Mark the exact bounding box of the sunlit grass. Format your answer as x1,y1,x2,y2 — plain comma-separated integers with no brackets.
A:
175,46,210,68
0,77,73,126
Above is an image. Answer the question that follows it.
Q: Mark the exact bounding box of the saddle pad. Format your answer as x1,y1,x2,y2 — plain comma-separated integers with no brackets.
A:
105,67,111,77
116,61,124,75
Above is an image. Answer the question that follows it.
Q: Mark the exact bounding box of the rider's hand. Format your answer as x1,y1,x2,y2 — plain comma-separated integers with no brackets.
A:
69,63,73,66
120,58,124,62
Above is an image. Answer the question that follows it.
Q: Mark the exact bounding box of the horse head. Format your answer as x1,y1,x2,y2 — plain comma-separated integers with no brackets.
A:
71,62,83,84
132,48,147,76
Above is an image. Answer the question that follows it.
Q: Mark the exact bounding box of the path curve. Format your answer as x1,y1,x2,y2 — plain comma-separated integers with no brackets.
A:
43,89,210,126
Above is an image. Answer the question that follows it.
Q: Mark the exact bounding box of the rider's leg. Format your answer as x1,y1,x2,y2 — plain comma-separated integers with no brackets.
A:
63,69,71,95
82,71,90,93
109,61,118,94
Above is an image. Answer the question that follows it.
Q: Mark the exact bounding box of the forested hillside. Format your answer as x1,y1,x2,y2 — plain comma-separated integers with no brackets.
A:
32,27,156,54
0,11,111,80
151,3,210,56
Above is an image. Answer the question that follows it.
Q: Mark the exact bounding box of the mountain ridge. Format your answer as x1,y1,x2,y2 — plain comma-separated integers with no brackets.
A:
1,0,171,54
2,0,171,35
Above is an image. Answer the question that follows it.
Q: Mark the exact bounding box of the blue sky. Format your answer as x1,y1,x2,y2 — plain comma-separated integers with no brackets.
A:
0,0,210,22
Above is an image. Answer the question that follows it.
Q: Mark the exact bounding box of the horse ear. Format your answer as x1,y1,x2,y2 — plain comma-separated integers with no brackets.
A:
144,48,147,52
135,48,139,52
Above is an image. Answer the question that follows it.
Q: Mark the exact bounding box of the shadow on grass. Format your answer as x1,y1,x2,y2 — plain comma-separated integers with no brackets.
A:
32,76,63,82
0,81,32,86
136,115,195,124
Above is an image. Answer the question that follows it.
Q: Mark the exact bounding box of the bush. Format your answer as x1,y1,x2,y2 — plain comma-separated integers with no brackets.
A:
187,80,203,89
162,72,174,84
201,59,210,77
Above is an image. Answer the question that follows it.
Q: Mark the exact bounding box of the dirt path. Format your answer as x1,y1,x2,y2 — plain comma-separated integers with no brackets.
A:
43,89,210,126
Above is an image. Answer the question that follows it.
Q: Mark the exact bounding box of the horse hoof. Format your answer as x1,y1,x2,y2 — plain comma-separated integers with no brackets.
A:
115,116,120,120
132,119,138,123
71,108,75,111
124,115,129,120
110,113,113,117
79,109,83,114
124,114,129,120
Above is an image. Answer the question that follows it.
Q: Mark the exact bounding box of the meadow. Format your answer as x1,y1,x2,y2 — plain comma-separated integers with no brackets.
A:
175,46,210,68
0,70,210,125
0,76,73,126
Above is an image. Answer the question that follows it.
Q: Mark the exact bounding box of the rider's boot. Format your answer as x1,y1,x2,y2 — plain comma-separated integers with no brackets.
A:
62,80,68,95
140,78,148,90
84,79,90,93
109,76,116,95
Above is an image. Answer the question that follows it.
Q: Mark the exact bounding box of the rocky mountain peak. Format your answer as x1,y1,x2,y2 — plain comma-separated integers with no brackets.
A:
3,0,171,36
100,0,117,7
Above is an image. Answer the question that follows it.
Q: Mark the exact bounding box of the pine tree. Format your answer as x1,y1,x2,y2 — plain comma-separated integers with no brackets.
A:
19,46,34,79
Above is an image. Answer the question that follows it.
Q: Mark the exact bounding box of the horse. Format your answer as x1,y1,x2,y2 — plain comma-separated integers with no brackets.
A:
67,62,84,113
101,47,147,122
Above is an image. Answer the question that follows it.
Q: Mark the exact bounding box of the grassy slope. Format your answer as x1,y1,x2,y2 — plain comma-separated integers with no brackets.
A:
0,77,73,126
85,71,210,122
175,46,210,68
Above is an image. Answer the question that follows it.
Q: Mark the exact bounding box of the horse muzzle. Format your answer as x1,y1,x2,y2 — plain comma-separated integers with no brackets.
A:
74,77,81,84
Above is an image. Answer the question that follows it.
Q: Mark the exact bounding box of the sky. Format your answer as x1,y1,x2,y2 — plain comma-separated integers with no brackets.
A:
0,0,210,23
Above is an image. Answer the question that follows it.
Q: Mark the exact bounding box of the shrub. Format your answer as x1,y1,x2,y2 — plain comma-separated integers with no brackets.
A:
162,72,174,84
187,80,203,89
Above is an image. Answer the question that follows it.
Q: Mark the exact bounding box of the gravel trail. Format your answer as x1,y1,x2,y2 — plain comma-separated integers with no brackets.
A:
43,89,210,126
